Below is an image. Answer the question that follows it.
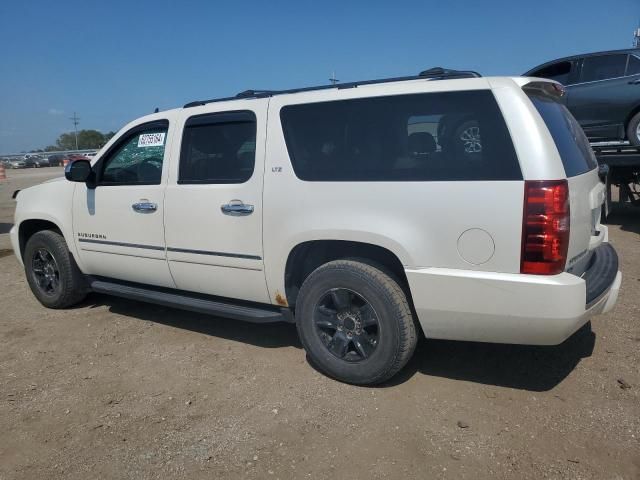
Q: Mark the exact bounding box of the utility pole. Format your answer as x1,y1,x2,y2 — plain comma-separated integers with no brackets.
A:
329,71,339,85
70,112,80,150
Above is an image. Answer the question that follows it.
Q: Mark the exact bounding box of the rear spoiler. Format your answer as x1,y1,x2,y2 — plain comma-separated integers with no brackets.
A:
521,80,566,99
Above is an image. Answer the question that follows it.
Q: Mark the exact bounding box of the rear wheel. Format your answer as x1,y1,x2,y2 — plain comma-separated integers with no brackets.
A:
626,112,640,146
24,230,87,309
296,260,417,385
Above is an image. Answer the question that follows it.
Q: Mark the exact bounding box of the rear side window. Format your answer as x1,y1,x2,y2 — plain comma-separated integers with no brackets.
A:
526,90,597,177
179,111,256,184
530,61,572,85
280,91,521,182
627,55,640,76
580,54,627,82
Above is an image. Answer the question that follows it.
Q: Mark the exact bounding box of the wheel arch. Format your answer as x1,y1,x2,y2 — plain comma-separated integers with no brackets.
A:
283,239,412,310
18,218,63,259
624,102,640,135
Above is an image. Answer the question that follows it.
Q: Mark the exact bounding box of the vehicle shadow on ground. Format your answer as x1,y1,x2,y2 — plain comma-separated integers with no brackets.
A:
606,203,640,235
0,222,13,234
83,293,302,349
386,323,595,391
82,293,594,391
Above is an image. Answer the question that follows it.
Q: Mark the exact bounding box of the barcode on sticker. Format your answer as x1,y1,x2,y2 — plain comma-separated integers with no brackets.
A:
138,132,165,147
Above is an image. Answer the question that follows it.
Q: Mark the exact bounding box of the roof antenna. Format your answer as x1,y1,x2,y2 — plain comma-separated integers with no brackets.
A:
154,107,159,113
329,71,339,85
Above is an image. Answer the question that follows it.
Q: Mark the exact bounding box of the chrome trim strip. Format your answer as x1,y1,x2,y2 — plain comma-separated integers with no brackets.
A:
77,238,262,260
568,73,640,87
78,238,165,251
167,258,262,270
167,247,261,260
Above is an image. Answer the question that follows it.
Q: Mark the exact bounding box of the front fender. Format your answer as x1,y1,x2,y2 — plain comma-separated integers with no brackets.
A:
13,180,83,270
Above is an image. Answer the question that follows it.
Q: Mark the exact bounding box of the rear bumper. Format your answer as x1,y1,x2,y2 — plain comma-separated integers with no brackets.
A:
406,242,621,345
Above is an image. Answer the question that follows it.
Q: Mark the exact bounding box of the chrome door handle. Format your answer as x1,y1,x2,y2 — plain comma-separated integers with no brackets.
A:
221,199,254,216
132,201,158,213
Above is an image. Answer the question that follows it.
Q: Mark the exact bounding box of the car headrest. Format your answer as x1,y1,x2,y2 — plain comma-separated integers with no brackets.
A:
408,132,437,155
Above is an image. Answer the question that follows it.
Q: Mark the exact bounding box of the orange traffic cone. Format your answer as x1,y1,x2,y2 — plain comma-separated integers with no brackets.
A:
0,163,6,181
62,158,69,168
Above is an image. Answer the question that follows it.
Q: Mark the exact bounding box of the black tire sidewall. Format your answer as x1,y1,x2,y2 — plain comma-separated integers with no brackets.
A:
24,231,83,308
627,113,640,146
296,263,404,384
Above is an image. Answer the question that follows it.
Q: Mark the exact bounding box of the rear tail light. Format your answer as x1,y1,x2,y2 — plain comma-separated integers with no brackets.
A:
521,180,570,275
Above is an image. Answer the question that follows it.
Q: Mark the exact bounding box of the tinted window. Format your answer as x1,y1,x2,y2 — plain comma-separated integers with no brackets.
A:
627,55,640,75
101,122,168,185
179,111,256,184
526,90,597,177
530,61,572,85
280,91,521,182
581,54,627,82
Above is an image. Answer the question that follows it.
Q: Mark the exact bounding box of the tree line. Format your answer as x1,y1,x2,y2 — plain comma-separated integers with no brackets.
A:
31,130,117,152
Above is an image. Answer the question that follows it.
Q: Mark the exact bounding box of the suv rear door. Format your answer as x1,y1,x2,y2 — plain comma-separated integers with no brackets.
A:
163,101,270,304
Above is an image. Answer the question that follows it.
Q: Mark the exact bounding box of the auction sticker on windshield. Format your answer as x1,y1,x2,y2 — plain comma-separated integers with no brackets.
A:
138,132,165,147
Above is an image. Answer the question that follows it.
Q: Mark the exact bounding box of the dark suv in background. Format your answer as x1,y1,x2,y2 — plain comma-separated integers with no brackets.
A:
526,48,640,145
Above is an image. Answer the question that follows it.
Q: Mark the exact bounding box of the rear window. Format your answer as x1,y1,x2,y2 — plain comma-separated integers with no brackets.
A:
280,90,521,182
525,89,597,177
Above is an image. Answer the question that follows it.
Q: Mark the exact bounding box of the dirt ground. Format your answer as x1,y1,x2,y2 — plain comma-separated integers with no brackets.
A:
0,168,639,480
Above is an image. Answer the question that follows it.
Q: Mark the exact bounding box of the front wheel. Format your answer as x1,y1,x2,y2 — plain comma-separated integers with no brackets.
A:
24,230,87,309
626,112,640,146
296,260,418,385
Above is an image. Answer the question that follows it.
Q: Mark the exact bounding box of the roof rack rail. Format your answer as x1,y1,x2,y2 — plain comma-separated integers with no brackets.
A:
183,67,481,108
418,67,481,79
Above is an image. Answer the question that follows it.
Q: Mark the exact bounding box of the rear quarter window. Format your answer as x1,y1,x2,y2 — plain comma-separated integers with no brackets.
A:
280,90,522,182
525,90,597,177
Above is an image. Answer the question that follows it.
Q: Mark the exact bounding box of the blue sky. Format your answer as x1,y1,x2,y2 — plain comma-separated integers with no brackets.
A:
0,0,638,153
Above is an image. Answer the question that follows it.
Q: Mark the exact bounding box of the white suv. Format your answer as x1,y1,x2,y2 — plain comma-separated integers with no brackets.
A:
10,68,622,384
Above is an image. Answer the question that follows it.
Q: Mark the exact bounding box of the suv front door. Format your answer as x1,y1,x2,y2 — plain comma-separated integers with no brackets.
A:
72,117,175,287
163,102,270,304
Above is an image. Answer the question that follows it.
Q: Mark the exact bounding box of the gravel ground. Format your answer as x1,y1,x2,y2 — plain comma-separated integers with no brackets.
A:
0,168,639,479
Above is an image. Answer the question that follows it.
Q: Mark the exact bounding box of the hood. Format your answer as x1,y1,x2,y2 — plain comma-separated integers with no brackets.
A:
43,176,66,184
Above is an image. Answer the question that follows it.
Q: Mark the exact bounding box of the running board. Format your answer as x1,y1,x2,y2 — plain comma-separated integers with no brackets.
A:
89,279,293,323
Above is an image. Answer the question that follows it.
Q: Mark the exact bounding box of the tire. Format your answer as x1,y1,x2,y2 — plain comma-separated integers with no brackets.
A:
24,230,87,309
296,260,417,385
627,112,640,146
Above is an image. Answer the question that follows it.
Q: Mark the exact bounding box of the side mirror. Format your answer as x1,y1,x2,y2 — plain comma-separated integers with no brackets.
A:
597,163,609,183
65,159,92,183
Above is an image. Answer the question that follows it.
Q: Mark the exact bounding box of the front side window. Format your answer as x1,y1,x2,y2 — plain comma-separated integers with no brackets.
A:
530,61,573,85
280,90,521,182
580,54,627,82
179,111,256,184
100,122,168,185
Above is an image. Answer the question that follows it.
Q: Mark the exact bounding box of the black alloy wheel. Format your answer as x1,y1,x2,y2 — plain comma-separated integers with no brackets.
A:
313,288,380,362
